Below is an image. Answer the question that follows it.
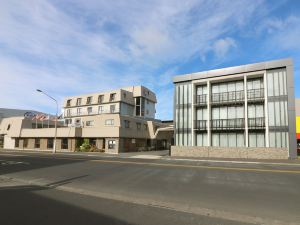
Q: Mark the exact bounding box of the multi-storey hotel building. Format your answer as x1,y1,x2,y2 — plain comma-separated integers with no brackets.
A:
172,58,297,159
1,86,173,153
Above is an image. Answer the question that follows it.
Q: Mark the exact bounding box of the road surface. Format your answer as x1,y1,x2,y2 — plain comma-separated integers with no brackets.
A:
0,150,300,225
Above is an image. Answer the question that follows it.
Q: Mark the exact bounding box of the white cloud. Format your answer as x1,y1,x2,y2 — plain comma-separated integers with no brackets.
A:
260,16,300,51
212,38,237,58
0,0,276,119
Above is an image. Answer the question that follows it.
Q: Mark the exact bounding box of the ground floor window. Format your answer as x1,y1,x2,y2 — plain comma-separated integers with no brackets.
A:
15,138,19,148
47,138,54,149
249,132,265,147
23,139,28,148
108,140,116,149
212,132,245,147
34,139,40,148
90,138,96,146
61,138,68,149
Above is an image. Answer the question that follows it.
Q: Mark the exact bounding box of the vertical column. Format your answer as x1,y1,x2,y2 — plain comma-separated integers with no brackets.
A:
207,81,211,146
191,83,195,146
286,65,297,158
244,76,249,147
264,71,270,147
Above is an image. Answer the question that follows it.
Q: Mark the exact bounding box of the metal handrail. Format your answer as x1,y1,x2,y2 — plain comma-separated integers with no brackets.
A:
248,117,265,128
211,90,244,103
194,120,207,130
247,88,264,100
211,118,245,129
65,109,120,117
195,94,207,104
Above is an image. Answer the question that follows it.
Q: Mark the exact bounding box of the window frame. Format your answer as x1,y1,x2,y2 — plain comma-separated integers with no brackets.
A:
61,138,68,149
86,96,93,105
76,98,82,106
34,138,40,148
98,95,104,104
109,93,116,102
108,140,116,149
105,119,114,126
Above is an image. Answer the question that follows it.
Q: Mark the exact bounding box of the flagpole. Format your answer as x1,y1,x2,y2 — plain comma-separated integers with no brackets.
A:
36,89,58,154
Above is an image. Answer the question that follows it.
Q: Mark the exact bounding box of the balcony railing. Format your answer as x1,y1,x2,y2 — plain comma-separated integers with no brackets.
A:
65,109,120,117
211,118,245,129
211,90,244,104
248,117,265,128
195,94,207,105
247,88,264,101
194,120,207,130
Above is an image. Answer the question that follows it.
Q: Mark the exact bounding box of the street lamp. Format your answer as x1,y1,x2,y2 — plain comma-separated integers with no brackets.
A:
36,89,58,154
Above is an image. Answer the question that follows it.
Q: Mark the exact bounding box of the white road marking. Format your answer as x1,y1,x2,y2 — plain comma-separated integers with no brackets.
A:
0,161,30,166
0,153,25,157
130,155,162,159
164,158,300,167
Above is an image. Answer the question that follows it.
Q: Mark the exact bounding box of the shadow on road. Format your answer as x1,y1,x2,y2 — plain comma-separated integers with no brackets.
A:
0,154,88,176
0,184,133,225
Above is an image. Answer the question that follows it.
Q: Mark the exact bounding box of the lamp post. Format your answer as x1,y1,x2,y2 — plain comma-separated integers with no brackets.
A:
37,89,58,154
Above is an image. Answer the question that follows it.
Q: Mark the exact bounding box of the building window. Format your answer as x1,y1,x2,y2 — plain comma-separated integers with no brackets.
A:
144,124,148,130
110,105,116,113
105,119,114,125
23,139,28,148
86,120,94,126
15,138,19,148
136,122,141,130
110,93,116,102
136,97,141,116
47,139,53,149
124,120,130,128
66,99,71,107
86,96,92,105
98,106,104,114
34,139,40,148
66,109,71,117
98,95,104,103
65,119,72,125
7,124,11,130
123,93,127,98
77,108,82,116
87,107,93,115
76,98,82,106
61,138,68,149
75,118,82,127
147,99,149,104
108,140,116,149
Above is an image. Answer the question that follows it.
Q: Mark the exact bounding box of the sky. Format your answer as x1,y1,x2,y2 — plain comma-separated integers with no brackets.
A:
0,0,300,120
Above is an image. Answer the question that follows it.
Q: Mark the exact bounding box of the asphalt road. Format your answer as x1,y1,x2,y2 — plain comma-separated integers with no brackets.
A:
1,150,300,225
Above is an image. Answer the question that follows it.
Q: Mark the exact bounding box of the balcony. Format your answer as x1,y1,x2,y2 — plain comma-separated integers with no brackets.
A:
211,118,245,130
248,117,265,129
211,90,244,105
195,95,207,106
194,120,207,130
64,109,120,118
247,88,264,102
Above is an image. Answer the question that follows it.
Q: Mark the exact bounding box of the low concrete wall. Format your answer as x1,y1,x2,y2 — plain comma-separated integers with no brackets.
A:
171,146,289,159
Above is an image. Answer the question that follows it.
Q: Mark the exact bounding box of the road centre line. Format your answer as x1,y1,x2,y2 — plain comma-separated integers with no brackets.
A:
2,152,300,174
90,159,300,174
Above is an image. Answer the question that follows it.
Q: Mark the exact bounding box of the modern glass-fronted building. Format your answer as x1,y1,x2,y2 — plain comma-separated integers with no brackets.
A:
172,58,297,159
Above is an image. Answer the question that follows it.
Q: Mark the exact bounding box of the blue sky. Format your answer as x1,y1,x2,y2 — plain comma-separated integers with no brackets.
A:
0,0,299,120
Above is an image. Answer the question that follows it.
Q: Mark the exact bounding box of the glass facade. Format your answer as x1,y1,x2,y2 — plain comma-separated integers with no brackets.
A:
267,68,289,148
174,68,290,149
175,83,192,146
